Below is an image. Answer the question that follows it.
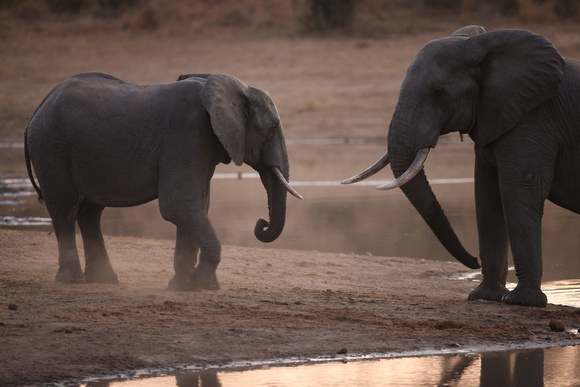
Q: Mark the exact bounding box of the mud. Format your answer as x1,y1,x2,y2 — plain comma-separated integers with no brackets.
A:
1,230,579,385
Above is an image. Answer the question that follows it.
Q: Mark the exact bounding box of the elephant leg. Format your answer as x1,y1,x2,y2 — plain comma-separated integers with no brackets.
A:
167,185,209,290
77,204,119,283
45,199,84,283
160,198,221,291
494,133,553,307
191,180,222,290
500,188,547,307
189,210,221,291
468,159,509,302
168,227,200,291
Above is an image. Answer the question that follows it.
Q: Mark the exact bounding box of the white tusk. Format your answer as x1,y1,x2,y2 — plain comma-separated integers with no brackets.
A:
376,148,430,190
273,168,304,200
341,151,390,185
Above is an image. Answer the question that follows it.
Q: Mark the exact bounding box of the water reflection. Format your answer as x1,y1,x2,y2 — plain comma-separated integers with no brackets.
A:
83,346,580,386
544,280,580,308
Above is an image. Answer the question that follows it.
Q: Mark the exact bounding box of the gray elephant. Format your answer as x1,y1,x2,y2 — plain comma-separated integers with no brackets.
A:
25,72,302,291
344,26,580,307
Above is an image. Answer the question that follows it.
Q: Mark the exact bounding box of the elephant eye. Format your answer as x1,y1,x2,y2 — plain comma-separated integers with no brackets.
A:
434,88,446,98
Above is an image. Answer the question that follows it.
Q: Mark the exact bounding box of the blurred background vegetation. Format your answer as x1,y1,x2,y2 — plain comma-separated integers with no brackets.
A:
1,0,580,146
1,0,579,37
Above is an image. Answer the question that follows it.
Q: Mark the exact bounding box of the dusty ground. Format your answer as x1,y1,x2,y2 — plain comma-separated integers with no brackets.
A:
1,229,580,385
3,3,580,385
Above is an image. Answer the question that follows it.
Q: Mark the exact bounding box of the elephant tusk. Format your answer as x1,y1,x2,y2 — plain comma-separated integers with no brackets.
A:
376,148,431,190
273,167,304,200
341,151,390,185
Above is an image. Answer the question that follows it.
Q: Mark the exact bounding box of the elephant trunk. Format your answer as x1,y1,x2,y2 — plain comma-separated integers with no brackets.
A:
387,121,481,269
254,130,300,243
254,166,288,243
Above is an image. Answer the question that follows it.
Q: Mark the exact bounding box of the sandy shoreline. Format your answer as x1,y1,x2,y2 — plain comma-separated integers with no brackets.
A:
1,229,579,385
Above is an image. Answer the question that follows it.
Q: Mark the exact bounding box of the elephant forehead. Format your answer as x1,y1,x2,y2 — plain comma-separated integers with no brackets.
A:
405,39,467,84
412,39,464,68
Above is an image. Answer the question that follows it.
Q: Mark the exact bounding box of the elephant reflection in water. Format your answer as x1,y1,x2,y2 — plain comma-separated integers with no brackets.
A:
345,25,580,307
175,370,221,387
436,349,544,385
87,370,221,386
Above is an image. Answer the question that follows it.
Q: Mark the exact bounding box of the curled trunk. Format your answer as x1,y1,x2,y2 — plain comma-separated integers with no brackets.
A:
254,166,288,243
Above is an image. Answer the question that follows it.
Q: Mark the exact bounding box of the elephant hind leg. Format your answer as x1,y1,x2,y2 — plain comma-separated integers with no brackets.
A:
45,198,84,283
77,204,119,283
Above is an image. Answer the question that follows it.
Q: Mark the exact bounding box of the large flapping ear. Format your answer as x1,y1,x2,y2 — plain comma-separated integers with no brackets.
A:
466,29,564,146
451,25,489,38
176,73,211,81
200,74,249,166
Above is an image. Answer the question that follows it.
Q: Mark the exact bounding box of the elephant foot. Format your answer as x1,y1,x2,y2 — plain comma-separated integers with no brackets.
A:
467,281,509,303
168,274,203,292
55,263,85,284
503,284,547,307
84,264,119,284
190,263,220,291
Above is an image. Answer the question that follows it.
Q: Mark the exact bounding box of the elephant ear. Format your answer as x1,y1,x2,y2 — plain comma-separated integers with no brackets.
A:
200,74,249,166
467,29,564,146
450,25,489,38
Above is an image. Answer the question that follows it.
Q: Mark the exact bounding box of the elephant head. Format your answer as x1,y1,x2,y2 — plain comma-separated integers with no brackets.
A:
343,26,564,269
178,73,303,243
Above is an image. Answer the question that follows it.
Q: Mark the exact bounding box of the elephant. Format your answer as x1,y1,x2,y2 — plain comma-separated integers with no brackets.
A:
24,72,303,291
343,26,580,307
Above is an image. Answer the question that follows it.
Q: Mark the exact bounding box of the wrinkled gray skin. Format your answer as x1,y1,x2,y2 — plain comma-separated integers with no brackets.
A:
348,26,580,307
25,72,295,291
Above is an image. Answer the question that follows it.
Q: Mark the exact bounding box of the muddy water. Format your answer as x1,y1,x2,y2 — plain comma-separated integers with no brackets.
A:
83,345,580,386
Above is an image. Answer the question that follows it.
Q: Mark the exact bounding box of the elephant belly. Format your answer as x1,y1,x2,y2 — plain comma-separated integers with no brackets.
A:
84,186,158,208
548,158,580,214
548,183,580,214
73,161,159,208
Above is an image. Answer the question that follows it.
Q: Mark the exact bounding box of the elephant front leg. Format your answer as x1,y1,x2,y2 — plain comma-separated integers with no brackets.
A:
189,211,221,291
168,227,200,291
500,190,547,307
161,202,221,291
468,162,510,303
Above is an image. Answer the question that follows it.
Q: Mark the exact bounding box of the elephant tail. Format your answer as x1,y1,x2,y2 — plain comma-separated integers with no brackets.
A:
24,126,43,202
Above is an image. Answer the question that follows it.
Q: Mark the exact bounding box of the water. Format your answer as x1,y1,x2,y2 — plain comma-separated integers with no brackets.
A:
81,345,580,386
2,141,580,385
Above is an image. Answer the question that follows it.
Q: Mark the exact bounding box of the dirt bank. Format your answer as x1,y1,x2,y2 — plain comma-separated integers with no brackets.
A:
1,229,579,385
